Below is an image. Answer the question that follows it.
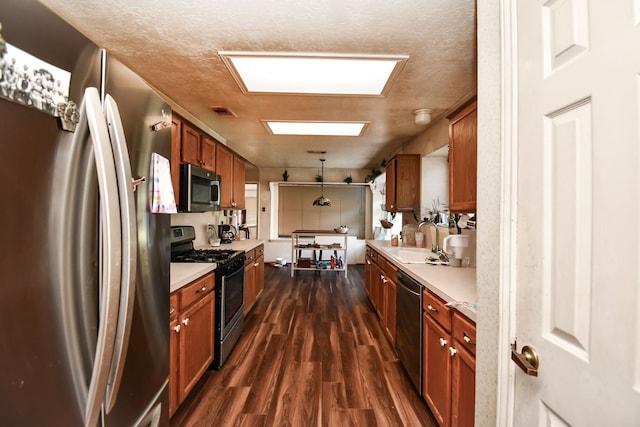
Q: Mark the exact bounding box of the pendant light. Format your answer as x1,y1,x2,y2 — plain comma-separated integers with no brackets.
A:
313,158,332,206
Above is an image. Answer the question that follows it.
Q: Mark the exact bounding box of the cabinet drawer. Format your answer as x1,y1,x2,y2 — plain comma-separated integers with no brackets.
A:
423,290,452,332
180,272,215,309
255,244,264,257
170,292,179,320
452,311,476,356
245,248,256,266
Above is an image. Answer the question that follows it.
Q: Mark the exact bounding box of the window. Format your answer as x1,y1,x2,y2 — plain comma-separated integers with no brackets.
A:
276,184,367,238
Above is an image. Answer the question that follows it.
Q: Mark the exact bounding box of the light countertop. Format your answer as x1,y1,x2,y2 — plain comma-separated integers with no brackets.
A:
366,240,477,321
170,239,264,293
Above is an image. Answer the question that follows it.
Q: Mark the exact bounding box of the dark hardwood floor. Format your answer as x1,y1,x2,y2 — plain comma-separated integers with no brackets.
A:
171,264,437,427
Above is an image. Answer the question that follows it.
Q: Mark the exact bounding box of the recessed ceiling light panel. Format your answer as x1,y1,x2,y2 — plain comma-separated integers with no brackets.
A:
220,52,408,96
264,121,367,136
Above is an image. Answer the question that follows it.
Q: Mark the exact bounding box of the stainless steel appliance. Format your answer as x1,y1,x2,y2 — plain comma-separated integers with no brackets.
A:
0,2,171,425
170,226,246,370
179,163,221,212
396,270,424,395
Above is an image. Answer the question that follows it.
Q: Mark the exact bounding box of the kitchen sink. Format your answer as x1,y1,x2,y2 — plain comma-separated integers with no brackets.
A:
385,247,436,264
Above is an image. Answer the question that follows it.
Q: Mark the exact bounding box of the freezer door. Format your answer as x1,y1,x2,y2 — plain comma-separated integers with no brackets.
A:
0,2,104,426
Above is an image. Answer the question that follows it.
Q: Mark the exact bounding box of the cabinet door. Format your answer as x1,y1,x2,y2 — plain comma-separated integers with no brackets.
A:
181,122,201,166
178,292,214,402
255,253,265,299
171,115,182,206
200,135,216,172
423,313,452,427
232,155,246,209
364,255,373,298
451,344,475,427
216,144,234,208
385,158,397,211
169,318,180,417
244,261,256,315
394,155,421,210
384,278,396,344
448,101,477,213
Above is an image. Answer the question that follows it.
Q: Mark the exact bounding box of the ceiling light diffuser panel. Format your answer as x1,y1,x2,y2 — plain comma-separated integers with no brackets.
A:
265,121,367,136
220,52,408,96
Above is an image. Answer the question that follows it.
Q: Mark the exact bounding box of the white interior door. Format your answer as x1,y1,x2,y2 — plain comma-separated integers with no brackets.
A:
513,0,640,425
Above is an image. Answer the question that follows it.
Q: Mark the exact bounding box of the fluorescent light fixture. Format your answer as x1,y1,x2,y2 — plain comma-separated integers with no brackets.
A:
265,121,367,136
219,52,408,96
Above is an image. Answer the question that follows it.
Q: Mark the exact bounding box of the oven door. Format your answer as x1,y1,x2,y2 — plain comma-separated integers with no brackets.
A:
220,265,244,338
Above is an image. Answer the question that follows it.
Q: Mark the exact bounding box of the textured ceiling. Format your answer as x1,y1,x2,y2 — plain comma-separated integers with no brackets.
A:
40,0,477,169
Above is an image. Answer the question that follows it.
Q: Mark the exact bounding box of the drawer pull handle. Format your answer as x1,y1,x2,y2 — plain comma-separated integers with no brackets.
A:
196,286,207,293
169,306,176,315
439,337,447,347
463,332,475,345
427,304,438,313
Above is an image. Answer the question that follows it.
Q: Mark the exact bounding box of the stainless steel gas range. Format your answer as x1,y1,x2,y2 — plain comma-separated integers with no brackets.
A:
171,226,246,370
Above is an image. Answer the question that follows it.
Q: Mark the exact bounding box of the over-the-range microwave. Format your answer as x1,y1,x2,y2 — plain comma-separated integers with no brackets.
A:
179,164,221,212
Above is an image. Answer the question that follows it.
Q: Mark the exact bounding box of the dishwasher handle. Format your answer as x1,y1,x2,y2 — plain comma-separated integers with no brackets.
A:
397,270,423,295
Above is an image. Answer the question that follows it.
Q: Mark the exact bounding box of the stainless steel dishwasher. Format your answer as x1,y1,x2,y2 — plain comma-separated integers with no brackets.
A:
396,270,424,395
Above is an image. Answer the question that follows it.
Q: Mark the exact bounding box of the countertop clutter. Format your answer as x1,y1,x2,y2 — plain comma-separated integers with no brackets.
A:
170,239,264,293
366,240,476,321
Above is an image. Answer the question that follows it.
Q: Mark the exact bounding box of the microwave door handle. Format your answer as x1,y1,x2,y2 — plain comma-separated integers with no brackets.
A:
82,87,123,427
102,94,138,412
210,180,217,206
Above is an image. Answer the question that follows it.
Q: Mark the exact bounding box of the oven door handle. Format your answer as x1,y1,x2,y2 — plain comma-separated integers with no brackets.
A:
102,93,138,413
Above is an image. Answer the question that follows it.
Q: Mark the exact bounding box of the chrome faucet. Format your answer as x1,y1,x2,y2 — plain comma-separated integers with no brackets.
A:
429,222,440,253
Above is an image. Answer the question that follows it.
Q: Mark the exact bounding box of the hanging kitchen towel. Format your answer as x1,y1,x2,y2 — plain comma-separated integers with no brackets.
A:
150,152,177,213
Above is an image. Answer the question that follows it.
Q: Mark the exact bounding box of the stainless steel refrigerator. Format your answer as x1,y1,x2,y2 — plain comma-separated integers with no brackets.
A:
0,1,171,425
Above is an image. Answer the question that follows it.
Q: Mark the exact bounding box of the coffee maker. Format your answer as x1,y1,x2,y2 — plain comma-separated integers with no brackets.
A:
218,224,236,244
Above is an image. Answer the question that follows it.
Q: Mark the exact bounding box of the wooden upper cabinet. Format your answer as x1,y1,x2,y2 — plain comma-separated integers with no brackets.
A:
200,135,216,171
385,154,420,212
448,101,477,213
216,144,234,208
232,155,246,209
180,121,217,173
171,115,182,205
181,122,201,166
216,144,245,209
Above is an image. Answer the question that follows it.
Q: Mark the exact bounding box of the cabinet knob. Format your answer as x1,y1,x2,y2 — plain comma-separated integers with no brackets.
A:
449,347,458,356
182,318,190,326
196,286,207,293
169,306,176,315
463,332,475,345
254,262,260,267
427,304,438,313
173,325,181,333
439,337,447,347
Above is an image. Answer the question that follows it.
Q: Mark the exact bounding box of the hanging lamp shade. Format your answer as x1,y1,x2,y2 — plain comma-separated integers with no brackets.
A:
313,159,331,206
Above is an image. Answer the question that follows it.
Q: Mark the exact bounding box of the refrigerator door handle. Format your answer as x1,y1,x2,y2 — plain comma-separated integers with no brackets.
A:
81,87,123,427
102,94,138,412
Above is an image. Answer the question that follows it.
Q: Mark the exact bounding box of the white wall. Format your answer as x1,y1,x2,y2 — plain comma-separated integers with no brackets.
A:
421,147,449,217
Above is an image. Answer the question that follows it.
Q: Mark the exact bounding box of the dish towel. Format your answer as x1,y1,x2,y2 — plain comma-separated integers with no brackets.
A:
150,152,177,213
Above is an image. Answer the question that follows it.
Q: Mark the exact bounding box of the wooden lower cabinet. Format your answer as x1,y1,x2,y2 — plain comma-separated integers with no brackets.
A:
423,313,452,426
169,272,215,418
244,244,265,314
450,311,476,427
364,245,396,345
422,289,476,427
